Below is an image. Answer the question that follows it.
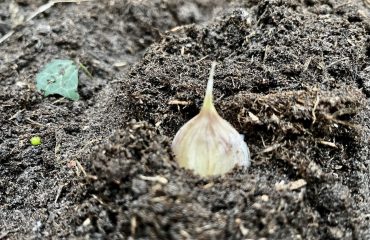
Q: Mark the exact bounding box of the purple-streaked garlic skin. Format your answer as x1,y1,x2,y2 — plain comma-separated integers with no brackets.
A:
172,62,251,177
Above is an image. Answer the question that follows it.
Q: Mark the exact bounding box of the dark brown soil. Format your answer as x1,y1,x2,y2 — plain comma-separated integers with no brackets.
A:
1,0,370,239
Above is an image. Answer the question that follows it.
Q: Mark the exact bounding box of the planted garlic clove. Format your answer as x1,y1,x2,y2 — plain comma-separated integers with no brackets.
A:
172,62,250,177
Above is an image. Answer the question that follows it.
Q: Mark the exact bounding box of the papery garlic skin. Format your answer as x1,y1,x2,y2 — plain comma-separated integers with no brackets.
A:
172,62,250,177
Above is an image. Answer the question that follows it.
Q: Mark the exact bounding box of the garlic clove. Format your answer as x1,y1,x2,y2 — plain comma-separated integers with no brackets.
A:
172,62,250,177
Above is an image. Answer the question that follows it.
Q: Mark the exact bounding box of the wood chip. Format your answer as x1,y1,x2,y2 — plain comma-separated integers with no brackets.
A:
239,223,249,236
82,218,91,226
202,182,214,189
113,61,127,67
275,179,307,191
248,111,260,122
139,175,168,184
168,99,191,105
260,194,269,202
319,140,338,148
260,144,281,154
130,216,137,236
289,179,307,190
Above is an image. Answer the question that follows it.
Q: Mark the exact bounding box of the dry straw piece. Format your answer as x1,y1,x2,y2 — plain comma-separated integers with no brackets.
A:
172,62,251,177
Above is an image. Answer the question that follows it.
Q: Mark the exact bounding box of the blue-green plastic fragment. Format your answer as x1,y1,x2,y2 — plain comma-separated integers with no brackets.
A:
36,59,80,100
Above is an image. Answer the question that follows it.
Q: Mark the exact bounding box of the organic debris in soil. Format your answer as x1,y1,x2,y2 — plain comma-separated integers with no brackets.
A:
75,0,370,239
77,82,366,238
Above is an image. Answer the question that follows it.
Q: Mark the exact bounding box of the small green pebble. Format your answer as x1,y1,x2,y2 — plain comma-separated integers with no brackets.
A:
30,136,42,146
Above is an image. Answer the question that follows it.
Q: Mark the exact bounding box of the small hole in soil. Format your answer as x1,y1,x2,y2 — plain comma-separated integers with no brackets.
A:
347,15,362,23
211,203,235,212
176,103,200,120
304,0,315,6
